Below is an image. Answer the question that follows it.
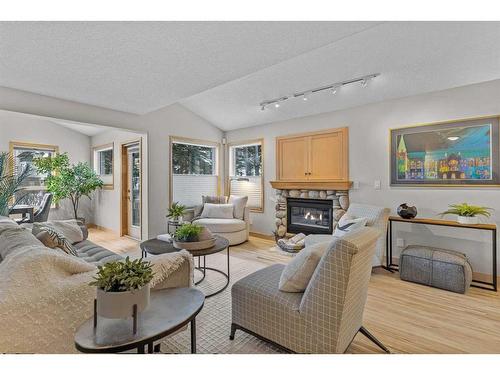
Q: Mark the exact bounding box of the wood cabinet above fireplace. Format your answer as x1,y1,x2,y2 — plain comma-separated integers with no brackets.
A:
272,127,351,190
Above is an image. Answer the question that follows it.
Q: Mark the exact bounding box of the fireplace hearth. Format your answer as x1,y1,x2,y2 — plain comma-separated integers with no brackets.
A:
287,198,333,235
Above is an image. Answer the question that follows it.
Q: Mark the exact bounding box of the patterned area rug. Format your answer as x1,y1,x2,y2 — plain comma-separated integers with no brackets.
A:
159,251,285,354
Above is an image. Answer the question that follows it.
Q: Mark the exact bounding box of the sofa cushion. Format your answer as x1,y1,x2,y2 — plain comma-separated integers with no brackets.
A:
32,220,84,244
34,226,78,256
73,240,123,265
278,241,330,292
228,195,248,220
200,203,235,219
192,217,246,233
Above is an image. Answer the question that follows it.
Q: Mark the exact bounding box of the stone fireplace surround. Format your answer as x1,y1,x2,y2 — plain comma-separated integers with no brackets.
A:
274,189,349,238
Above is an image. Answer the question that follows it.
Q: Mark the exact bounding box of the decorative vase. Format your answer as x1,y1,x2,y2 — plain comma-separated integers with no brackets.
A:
397,203,417,219
173,237,216,250
457,215,478,225
96,283,150,319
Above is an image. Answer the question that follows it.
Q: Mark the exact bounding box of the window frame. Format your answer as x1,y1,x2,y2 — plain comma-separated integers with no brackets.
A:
226,138,265,213
169,136,221,207
9,140,59,207
92,142,114,190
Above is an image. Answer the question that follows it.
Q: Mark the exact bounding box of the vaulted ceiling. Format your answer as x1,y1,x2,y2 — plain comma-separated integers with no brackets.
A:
1,21,500,131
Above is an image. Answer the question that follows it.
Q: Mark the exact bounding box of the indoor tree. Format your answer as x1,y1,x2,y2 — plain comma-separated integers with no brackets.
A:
33,153,103,220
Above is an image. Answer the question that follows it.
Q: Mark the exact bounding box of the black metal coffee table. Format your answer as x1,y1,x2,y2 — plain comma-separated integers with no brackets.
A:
74,287,204,354
140,235,230,298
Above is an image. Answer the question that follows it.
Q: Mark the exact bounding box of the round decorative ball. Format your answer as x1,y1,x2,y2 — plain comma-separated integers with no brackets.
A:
397,203,417,219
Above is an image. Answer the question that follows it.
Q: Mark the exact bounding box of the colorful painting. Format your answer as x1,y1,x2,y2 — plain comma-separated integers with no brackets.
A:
390,117,500,186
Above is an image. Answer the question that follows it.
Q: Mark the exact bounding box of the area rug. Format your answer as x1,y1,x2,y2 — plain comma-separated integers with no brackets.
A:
159,251,285,354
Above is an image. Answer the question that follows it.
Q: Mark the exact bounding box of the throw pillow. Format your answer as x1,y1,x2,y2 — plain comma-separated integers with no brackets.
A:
278,241,331,292
35,226,78,256
33,219,84,244
334,216,368,237
200,203,235,219
195,196,228,218
228,195,248,220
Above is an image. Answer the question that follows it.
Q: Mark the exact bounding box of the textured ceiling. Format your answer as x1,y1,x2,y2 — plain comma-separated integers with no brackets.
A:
0,21,377,114
181,22,500,130
2,22,500,131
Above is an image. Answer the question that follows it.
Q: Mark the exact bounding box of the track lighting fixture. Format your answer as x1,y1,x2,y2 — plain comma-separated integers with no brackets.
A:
259,73,379,110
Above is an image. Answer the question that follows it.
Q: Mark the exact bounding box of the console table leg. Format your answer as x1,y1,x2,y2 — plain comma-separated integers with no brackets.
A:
493,228,497,292
191,318,196,354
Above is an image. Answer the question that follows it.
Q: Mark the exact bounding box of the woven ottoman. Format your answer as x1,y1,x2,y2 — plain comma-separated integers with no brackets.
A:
399,245,473,294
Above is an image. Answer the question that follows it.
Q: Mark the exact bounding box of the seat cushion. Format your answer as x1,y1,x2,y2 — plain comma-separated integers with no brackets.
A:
279,242,330,292
192,218,246,233
73,240,123,265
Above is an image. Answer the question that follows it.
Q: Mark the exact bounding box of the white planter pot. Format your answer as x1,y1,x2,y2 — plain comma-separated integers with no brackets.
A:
457,216,478,225
96,283,150,319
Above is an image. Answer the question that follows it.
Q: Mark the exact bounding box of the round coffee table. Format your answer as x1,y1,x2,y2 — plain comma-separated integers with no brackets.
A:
140,235,230,298
74,287,204,354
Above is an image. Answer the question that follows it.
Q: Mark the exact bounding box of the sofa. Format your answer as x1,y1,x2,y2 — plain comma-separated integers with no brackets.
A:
305,203,390,266
191,196,250,245
231,227,390,353
0,216,193,353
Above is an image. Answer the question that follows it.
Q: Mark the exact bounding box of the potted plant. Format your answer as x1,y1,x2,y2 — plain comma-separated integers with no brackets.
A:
440,203,492,225
173,223,215,250
167,201,186,223
90,257,154,319
33,153,103,221
0,152,32,216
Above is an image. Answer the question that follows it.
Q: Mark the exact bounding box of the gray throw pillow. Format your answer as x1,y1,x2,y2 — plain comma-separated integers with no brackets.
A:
35,226,78,257
228,195,248,220
278,241,331,292
33,219,84,244
200,203,235,219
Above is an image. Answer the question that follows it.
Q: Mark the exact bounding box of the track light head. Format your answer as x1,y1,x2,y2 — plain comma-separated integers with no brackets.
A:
361,78,368,87
331,86,338,95
260,104,266,111
303,91,311,101
274,102,280,108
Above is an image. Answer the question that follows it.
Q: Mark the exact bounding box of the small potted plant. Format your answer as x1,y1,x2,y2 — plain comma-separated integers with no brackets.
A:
440,203,492,225
90,257,154,319
173,223,215,250
167,201,186,223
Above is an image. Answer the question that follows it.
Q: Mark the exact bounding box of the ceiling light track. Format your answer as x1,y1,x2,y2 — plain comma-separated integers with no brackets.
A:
259,73,380,110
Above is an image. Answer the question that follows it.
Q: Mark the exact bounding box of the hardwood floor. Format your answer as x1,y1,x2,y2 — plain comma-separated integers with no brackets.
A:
88,228,500,354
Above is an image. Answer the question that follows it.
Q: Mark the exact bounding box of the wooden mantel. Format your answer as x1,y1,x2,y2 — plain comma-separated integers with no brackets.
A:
270,180,353,190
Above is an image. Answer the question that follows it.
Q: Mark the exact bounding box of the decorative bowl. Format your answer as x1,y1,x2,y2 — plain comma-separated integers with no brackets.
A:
397,203,417,219
173,237,217,250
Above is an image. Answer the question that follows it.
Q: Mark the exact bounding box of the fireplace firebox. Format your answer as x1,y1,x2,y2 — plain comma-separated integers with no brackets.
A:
286,198,333,235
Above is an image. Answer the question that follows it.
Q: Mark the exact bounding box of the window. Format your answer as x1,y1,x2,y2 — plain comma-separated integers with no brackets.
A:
170,137,220,207
9,141,58,207
93,143,114,189
228,139,264,211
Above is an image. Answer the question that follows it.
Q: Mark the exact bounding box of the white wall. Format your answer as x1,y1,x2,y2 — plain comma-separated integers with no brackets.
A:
226,79,500,275
0,110,93,222
90,129,148,239
0,87,223,237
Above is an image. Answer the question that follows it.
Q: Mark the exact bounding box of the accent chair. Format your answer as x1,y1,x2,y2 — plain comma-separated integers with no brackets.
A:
230,226,390,353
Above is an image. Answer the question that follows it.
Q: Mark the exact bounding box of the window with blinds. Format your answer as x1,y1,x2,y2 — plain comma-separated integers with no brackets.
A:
228,140,263,211
171,139,219,207
93,143,114,188
10,142,58,207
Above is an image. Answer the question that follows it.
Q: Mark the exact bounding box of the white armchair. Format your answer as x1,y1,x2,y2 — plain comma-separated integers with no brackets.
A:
192,206,250,245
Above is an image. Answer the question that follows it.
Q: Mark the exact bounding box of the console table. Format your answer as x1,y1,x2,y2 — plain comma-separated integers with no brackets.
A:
385,216,497,291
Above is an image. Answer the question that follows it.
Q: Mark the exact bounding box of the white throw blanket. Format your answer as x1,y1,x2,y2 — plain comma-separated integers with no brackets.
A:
0,245,193,354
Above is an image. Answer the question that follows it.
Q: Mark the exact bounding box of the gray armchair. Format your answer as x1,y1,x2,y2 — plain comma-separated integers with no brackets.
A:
230,227,390,353
16,193,52,224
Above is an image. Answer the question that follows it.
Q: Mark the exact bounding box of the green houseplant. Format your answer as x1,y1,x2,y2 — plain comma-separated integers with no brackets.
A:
174,223,203,242
90,257,154,319
440,203,492,225
33,153,103,221
172,222,215,250
0,152,32,217
167,201,186,223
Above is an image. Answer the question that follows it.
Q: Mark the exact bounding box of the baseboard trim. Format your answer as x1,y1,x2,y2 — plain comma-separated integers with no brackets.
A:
87,223,116,234
249,231,275,241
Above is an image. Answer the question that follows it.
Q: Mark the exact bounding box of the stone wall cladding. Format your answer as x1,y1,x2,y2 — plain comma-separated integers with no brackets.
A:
274,189,349,238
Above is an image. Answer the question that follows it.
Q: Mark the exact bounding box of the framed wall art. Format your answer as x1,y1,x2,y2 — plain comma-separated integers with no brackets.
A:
390,116,500,186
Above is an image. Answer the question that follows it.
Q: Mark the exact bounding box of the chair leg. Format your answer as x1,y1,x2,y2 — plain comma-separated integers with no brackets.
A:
359,326,391,353
229,323,237,340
